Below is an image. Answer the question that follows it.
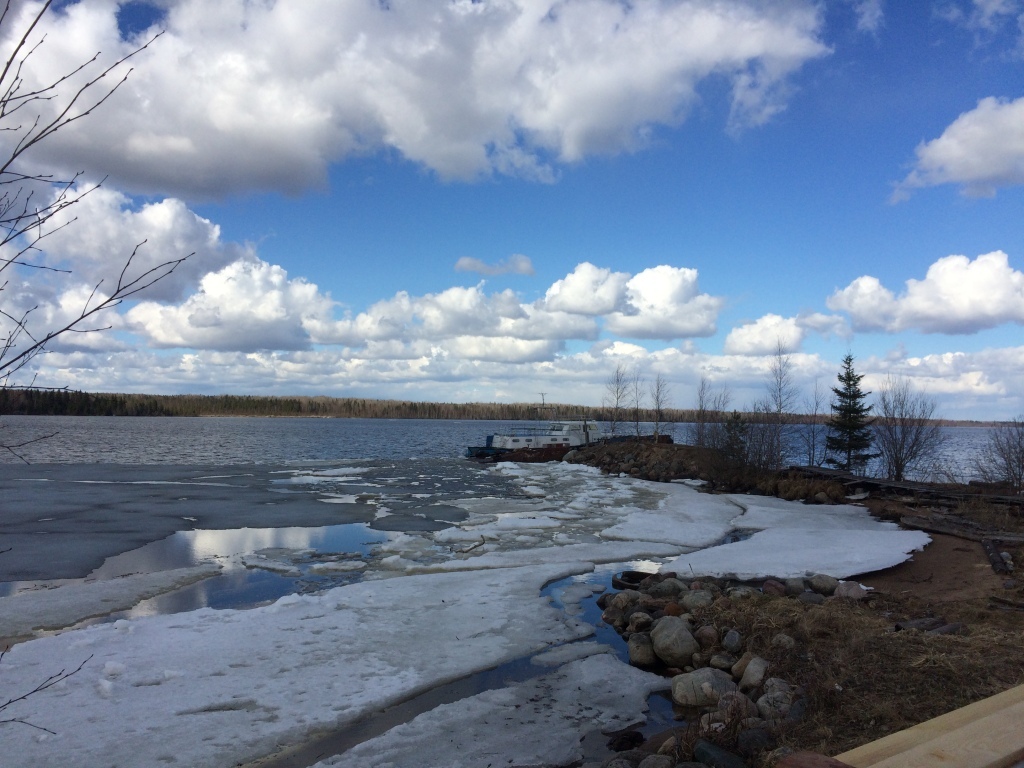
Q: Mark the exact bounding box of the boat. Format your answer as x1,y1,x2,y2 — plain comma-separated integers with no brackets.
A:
465,419,604,461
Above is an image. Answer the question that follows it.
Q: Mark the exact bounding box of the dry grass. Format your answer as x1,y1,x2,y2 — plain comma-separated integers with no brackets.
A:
689,592,1024,762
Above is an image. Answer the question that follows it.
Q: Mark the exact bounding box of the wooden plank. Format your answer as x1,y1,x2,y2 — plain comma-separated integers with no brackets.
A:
837,685,1024,767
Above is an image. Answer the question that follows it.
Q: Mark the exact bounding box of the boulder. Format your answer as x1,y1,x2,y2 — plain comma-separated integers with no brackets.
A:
808,573,839,595
784,577,807,596
681,589,714,611
762,579,787,596
651,616,699,667
834,581,869,600
627,632,658,667
671,667,737,708
722,628,744,654
694,624,719,649
739,656,770,692
693,738,747,768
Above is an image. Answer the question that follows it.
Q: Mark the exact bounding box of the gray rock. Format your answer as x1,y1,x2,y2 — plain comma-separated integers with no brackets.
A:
834,581,869,600
808,573,839,595
694,624,719,649
637,756,674,768
797,591,825,605
737,727,776,757
716,690,759,719
710,652,738,670
784,577,807,595
692,738,747,768
722,628,743,654
763,677,792,696
756,689,794,721
671,667,737,708
602,750,646,768
731,650,754,679
738,656,770,692
770,633,796,650
725,586,756,599
762,578,786,596
627,611,654,632
651,616,700,667
628,632,658,667
648,577,688,598
813,491,832,504
681,589,714,611
611,589,643,611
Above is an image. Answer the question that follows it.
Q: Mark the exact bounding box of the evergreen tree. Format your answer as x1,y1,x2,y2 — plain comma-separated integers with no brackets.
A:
824,354,878,473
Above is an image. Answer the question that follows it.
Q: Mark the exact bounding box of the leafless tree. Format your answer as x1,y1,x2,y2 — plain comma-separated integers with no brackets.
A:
799,377,827,467
973,416,1024,493
0,650,92,734
0,1,188,390
649,373,671,438
874,375,944,482
629,365,645,437
746,342,799,472
689,374,730,449
603,363,629,435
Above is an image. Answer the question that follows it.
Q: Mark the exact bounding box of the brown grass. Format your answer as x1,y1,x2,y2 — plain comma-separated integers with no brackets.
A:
689,592,1024,763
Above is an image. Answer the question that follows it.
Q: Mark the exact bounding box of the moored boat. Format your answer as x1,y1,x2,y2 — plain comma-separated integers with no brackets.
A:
466,419,604,461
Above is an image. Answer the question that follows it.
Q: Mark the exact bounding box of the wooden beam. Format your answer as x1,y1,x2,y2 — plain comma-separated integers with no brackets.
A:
837,685,1024,768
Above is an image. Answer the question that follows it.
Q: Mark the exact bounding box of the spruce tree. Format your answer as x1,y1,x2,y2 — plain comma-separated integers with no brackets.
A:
824,354,878,474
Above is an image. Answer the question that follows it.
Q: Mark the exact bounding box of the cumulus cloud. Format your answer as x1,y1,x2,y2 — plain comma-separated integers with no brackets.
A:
724,314,804,355
894,97,1024,199
16,0,828,196
827,251,1024,333
605,266,723,339
29,186,254,300
454,254,534,276
543,262,630,315
126,259,336,351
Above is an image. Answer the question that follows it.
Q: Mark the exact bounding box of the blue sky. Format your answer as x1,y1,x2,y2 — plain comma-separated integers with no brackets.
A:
6,0,1024,418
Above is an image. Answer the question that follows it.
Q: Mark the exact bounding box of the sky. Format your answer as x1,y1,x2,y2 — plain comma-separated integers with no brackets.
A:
3,0,1024,418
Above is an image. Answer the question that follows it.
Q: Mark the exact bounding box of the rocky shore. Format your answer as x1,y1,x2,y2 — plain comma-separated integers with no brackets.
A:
594,571,867,768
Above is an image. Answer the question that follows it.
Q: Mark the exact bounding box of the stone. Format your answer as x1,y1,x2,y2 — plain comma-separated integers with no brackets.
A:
710,652,738,671
731,650,755,679
662,602,684,617
611,589,643,611
627,611,654,633
737,727,777,757
834,581,869,600
602,606,626,628
757,680,796,721
763,677,792,696
681,589,714,611
628,632,658,667
692,738,747,768
601,760,636,768
717,690,759,719
797,591,825,605
771,633,797,650
813,491,832,504
651,616,700,667
784,577,807,596
671,667,738,708
722,628,743,654
637,756,674,768
726,586,756,600
694,624,719,649
739,656,770,692
602,749,646,767
648,578,688,599
606,732,645,752
808,573,839,595
762,579,787,596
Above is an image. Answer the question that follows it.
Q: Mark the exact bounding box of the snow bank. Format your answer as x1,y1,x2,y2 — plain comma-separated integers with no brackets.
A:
1,563,592,768
0,564,222,640
315,653,669,768
662,527,931,580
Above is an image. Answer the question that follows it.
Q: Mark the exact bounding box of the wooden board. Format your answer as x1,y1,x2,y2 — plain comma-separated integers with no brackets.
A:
837,684,1024,768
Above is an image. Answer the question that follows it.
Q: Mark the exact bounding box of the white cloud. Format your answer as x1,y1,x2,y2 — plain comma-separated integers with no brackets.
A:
723,314,803,355
30,186,253,301
126,259,336,351
455,254,535,276
849,0,884,32
894,96,1024,199
543,262,630,315
827,251,1024,333
17,0,829,196
605,266,723,339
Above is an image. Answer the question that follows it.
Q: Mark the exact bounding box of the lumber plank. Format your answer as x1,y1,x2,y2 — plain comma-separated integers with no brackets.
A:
837,685,1024,767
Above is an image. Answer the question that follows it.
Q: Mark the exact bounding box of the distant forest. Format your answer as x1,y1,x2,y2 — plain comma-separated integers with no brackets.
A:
0,388,701,422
